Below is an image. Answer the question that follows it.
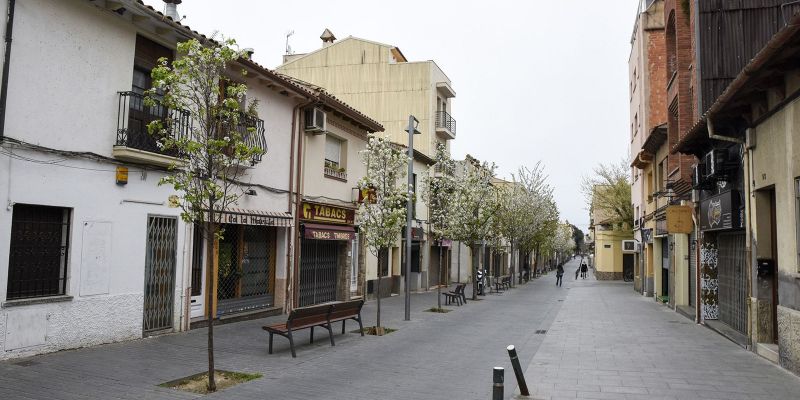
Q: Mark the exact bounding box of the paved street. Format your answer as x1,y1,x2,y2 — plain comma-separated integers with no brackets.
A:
1,259,799,400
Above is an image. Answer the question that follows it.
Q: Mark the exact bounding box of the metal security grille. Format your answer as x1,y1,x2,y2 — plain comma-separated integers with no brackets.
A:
7,204,70,300
217,225,272,314
143,216,177,334
689,232,697,307
299,239,339,307
717,233,748,334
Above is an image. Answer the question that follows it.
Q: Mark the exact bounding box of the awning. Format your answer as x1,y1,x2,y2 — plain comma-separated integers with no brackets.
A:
303,223,356,241
212,208,293,227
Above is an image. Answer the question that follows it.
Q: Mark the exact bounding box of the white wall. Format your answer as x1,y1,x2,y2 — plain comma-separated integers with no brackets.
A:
0,0,298,359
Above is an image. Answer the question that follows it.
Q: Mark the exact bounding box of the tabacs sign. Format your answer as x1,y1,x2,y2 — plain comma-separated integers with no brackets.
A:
301,201,355,225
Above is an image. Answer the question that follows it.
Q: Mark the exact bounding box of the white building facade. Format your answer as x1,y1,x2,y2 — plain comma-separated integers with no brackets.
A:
0,0,319,359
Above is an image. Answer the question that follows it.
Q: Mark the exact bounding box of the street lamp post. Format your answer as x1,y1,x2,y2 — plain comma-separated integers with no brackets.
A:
405,115,420,321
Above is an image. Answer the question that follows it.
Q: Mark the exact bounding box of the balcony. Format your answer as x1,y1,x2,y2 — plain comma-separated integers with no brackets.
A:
324,161,347,182
233,112,267,166
435,111,456,139
114,91,189,167
114,92,267,167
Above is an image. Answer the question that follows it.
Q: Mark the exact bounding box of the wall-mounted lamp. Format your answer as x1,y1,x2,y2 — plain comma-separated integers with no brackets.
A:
245,189,257,196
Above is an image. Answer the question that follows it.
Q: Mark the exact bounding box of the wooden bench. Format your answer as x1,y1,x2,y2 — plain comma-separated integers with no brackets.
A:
443,283,467,306
329,299,365,336
501,276,511,290
263,300,365,358
263,303,333,358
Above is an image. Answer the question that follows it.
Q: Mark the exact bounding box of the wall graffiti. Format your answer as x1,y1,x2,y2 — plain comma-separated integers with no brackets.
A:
700,242,719,320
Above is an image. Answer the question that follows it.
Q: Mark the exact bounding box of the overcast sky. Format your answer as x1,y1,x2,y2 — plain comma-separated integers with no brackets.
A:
144,0,639,230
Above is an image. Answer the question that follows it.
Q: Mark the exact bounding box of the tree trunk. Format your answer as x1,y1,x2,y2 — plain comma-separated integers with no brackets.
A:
471,243,479,300
510,241,515,288
205,221,217,392
437,241,442,309
376,247,384,329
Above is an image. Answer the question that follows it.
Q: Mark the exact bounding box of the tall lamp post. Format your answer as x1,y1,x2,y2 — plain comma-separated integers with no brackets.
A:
405,115,421,321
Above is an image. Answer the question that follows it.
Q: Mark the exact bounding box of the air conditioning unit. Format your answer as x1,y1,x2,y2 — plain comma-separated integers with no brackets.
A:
622,240,639,253
691,163,705,188
304,107,326,134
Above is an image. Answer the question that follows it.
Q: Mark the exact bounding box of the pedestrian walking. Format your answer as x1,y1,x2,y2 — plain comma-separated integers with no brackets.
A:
575,265,580,280
556,264,564,287
580,263,588,279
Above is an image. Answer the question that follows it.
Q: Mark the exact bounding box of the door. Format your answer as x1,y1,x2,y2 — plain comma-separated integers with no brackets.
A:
689,232,697,307
217,225,273,314
299,239,339,306
143,216,177,334
717,232,747,334
769,189,779,343
622,254,634,281
661,237,670,298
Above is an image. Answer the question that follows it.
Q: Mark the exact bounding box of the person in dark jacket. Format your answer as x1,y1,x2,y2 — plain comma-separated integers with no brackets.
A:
580,263,588,279
556,264,564,286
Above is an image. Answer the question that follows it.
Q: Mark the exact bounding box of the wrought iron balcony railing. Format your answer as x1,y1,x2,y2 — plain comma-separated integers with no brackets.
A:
435,110,456,136
116,92,267,166
233,112,267,166
116,91,189,158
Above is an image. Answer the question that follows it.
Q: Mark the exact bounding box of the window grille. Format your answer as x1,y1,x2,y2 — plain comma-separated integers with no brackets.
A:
7,204,71,300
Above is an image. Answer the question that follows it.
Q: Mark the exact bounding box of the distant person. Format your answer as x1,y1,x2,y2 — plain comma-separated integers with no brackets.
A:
580,263,588,279
556,264,564,287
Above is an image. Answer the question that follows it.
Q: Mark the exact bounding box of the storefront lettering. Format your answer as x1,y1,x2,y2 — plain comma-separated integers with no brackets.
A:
301,202,355,225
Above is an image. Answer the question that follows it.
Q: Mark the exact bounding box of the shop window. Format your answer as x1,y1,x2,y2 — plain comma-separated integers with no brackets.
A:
7,204,71,300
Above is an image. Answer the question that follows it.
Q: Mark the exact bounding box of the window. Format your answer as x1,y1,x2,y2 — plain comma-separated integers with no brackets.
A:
325,135,343,169
7,204,71,300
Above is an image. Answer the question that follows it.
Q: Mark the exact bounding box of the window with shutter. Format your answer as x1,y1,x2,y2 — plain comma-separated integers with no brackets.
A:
325,136,342,168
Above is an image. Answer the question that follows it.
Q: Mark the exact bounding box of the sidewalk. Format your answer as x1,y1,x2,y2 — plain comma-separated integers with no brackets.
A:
0,275,565,400
521,266,800,400
2,261,799,400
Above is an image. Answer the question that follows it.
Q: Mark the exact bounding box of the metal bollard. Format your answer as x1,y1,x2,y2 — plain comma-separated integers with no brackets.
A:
492,367,504,400
507,345,530,396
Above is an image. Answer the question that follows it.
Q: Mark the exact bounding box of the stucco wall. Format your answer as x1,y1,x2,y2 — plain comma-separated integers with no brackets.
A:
0,0,299,359
278,38,445,158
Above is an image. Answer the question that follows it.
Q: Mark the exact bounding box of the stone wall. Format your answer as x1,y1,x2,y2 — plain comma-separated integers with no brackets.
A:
595,271,623,280
778,305,800,375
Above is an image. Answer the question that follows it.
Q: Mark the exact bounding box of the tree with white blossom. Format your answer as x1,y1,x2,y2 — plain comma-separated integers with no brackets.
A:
146,37,264,392
357,136,408,334
449,157,500,300
422,143,457,309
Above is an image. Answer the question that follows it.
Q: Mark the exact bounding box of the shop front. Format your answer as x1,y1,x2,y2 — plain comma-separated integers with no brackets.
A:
189,209,292,321
400,227,424,292
699,188,747,339
297,201,358,307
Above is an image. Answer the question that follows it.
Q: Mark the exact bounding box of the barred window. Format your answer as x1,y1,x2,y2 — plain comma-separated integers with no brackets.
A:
7,204,71,300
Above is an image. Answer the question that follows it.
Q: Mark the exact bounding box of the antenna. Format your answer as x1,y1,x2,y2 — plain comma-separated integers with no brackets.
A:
285,30,295,55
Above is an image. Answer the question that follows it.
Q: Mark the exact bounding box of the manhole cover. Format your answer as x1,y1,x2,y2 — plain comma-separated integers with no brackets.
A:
534,329,547,334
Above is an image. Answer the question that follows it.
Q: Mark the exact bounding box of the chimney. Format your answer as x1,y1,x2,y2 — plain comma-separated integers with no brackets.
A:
320,28,336,48
163,0,182,20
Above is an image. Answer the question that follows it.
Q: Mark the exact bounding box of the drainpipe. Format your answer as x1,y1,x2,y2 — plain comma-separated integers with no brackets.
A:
0,0,17,142
743,128,755,348
707,117,743,144
287,98,317,312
